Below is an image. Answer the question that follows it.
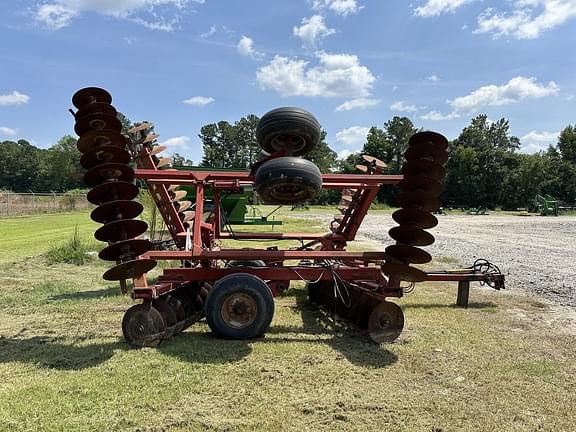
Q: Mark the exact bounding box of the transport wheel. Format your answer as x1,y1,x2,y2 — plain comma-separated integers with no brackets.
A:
205,274,274,339
122,303,166,347
367,302,404,343
255,157,322,205
256,107,321,156
153,297,177,339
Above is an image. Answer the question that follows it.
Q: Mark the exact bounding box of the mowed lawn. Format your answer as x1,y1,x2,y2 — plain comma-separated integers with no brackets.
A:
0,210,575,431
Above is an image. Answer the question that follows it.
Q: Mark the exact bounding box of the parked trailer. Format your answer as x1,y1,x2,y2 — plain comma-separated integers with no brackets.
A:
71,87,505,347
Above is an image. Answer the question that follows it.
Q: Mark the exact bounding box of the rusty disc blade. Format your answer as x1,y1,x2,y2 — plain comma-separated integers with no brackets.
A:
75,102,117,121
84,163,134,187
167,184,179,192
401,160,446,181
362,154,387,168
337,206,347,214
398,176,443,196
143,133,159,144
367,301,405,343
77,129,126,154
396,191,441,212
389,226,435,246
99,238,152,261
171,190,187,201
392,208,438,229
356,164,368,173
103,259,157,281
385,245,432,264
95,219,148,242
180,211,195,223
80,145,130,170
149,145,166,156
156,157,171,168
91,200,143,223
408,131,449,151
381,263,427,283
87,181,139,205
128,122,153,134
176,200,192,212
72,87,112,109
405,142,448,165
75,113,122,136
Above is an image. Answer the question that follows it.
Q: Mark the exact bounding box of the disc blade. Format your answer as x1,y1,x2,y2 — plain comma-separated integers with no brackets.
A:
401,160,446,181
180,211,195,223
381,263,427,282
103,259,157,281
398,176,443,196
367,301,405,343
91,200,143,223
77,129,126,154
167,184,179,192
396,191,441,212
75,103,117,121
156,157,171,168
99,239,152,261
87,181,139,205
95,219,148,242
408,131,449,151
128,122,153,134
405,142,448,165
385,245,432,264
143,133,159,144
75,113,122,136
171,190,187,201
389,226,435,246
80,145,130,170
362,154,387,168
149,145,166,156
356,164,368,173
176,200,192,212
392,208,438,229
83,163,134,187
72,87,112,109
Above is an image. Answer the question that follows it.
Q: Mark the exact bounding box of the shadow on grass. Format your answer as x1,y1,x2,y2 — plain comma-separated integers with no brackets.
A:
159,332,253,364
407,301,498,310
0,336,124,370
48,286,120,301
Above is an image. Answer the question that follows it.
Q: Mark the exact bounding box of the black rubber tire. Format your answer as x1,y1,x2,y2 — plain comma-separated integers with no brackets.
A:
256,107,321,156
205,273,274,339
255,156,322,205
226,260,266,268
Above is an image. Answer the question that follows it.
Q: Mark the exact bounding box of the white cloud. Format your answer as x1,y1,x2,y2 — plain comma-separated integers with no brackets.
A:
335,98,379,111
293,15,335,47
337,149,355,159
312,0,362,16
449,76,559,113
159,135,191,149
0,127,18,136
426,74,441,82
390,100,418,113
476,0,576,39
420,110,460,121
335,126,370,146
35,0,202,30
0,91,30,106
414,0,473,17
183,96,214,106
200,24,217,38
520,130,558,153
256,51,375,98
237,35,264,59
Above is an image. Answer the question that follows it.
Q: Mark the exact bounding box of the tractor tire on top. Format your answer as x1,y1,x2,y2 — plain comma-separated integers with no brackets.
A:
255,156,322,205
256,107,321,156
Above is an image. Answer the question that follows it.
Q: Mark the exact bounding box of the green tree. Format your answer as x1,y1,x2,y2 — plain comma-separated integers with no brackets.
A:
0,140,46,192
44,135,83,191
304,130,337,173
558,125,576,164
383,116,418,172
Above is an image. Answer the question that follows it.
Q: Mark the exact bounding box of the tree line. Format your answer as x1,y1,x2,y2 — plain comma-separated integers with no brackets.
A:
2,113,575,209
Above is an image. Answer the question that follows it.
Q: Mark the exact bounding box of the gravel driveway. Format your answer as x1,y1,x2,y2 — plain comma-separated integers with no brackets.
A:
355,213,576,308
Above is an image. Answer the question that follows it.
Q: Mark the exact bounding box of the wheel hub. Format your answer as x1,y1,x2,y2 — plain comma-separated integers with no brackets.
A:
221,294,258,329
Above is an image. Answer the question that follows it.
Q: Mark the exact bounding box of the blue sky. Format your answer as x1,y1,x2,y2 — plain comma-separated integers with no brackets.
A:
1,0,575,162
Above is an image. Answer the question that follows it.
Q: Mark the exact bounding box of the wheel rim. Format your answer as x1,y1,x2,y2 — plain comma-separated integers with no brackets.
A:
269,134,306,153
221,293,258,329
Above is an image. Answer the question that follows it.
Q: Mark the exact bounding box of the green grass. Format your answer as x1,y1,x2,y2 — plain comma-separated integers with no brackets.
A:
1,211,575,431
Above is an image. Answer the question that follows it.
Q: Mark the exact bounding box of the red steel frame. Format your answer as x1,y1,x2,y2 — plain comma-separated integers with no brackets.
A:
129,166,504,307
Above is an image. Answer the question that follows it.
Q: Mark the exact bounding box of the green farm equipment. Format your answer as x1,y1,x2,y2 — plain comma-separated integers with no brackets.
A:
532,194,558,216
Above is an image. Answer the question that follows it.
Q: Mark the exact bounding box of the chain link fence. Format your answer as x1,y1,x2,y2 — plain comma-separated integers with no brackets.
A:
0,191,92,218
